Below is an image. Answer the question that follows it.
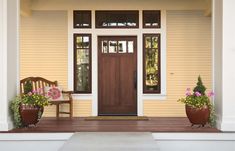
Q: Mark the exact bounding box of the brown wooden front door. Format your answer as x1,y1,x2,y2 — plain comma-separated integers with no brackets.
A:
98,36,137,115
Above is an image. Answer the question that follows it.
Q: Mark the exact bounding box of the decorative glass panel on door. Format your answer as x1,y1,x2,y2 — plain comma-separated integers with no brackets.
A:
100,37,136,54
74,34,92,93
102,40,108,53
109,41,118,53
143,34,161,93
118,41,127,53
128,41,134,53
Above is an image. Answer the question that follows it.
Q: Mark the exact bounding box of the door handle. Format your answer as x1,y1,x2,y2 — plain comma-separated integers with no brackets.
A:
134,70,137,89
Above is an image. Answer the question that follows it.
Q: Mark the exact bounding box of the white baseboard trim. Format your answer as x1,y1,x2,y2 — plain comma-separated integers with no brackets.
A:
0,122,9,131
216,115,235,132
0,121,13,131
0,133,74,141
220,121,235,132
152,133,235,141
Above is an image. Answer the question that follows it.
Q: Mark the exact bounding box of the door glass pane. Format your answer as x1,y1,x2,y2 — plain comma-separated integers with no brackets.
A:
76,37,83,48
143,34,160,93
152,36,158,48
118,41,127,53
145,49,159,90
102,40,108,53
74,34,91,93
109,41,117,53
145,37,151,48
128,41,134,53
76,36,90,48
76,49,90,92
83,36,90,48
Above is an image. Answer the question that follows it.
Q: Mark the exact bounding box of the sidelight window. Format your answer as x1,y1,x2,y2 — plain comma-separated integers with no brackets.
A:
74,34,92,93
143,34,161,93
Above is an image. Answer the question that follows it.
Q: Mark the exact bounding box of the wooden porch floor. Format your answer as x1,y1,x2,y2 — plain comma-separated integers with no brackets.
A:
9,117,220,133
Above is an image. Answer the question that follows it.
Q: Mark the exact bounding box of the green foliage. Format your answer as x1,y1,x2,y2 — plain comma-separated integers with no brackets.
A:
23,80,33,94
193,75,206,95
10,96,23,128
178,95,210,108
10,89,50,128
178,76,216,127
21,93,49,107
178,95,215,127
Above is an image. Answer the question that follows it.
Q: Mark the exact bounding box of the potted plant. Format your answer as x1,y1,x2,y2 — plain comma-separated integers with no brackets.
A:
178,76,215,127
10,81,49,127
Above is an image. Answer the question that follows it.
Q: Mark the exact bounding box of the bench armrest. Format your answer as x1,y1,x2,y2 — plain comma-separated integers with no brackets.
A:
62,91,74,94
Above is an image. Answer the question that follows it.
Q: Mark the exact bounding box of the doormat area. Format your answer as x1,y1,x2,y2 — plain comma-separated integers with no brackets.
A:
85,116,149,121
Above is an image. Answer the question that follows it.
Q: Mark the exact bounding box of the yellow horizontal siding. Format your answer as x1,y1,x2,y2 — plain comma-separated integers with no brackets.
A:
144,11,212,117
20,11,68,89
73,100,92,117
21,10,212,117
43,100,92,117
20,11,93,117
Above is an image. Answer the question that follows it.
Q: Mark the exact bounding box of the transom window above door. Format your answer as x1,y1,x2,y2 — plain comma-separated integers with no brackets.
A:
101,39,134,53
143,10,161,28
95,11,139,28
74,10,91,28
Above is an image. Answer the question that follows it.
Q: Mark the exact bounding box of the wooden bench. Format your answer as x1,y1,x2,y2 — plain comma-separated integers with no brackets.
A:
20,77,73,118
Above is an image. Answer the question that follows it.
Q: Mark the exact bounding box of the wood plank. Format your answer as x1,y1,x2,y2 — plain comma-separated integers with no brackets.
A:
7,117,220,133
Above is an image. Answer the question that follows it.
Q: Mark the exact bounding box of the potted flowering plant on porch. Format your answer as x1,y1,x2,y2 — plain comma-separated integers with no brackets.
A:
10,81,50,127
178,76,215,127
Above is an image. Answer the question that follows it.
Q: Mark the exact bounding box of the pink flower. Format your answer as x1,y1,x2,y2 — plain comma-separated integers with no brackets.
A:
185,91,191,96
195,91,201,97
37,88,43,94
32,90,37,94
185,88,191,96
27,92,32,96
208,91,215,97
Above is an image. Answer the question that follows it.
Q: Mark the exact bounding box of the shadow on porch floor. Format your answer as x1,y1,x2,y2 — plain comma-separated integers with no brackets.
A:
9,117,220,133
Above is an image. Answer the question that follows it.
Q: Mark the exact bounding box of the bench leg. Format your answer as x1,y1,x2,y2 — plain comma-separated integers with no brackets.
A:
56,104,59,118
70,102,73,118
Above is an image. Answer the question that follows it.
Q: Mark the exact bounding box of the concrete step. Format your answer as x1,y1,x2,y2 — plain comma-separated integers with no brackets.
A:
59,132,159,151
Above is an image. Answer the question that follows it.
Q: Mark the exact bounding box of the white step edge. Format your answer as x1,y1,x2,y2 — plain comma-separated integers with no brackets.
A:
0,133,74,141
152,133,235,141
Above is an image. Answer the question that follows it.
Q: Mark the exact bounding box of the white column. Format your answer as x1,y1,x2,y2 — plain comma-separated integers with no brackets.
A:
0,0,19,131
213,0,235,131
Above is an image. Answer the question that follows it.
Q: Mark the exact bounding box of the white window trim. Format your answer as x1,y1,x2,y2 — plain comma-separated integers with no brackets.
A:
68,10,167,116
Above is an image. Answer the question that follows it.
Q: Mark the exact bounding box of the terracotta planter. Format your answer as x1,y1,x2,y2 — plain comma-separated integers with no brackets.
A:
19,104,43,127
185,105,210,127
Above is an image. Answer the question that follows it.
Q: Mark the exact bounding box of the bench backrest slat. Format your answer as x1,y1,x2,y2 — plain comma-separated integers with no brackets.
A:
20,77,58,94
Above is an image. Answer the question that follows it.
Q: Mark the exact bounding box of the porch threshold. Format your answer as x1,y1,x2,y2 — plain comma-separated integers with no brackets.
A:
7,117,220,133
